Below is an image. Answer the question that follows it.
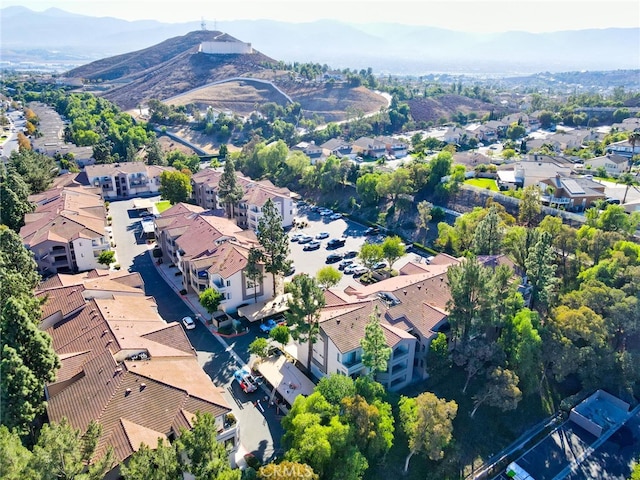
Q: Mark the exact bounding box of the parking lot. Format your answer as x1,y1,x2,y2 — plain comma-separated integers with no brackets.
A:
286,204,423,290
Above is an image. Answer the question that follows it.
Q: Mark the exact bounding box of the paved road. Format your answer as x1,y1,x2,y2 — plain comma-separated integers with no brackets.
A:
108,197,284,464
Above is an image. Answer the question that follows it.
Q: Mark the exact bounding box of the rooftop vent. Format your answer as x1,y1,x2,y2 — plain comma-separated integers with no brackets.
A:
125,388,131,396
140,383,146,390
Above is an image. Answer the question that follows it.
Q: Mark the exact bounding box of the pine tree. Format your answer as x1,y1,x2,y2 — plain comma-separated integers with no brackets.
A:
256,199,291,291
361,306,392,378
217,157,243,218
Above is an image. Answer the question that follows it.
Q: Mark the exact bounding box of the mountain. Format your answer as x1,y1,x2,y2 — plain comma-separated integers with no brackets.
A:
64,30,282,110
1,7,639,75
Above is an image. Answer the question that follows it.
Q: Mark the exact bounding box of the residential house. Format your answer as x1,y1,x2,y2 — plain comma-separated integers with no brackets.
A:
37,282,237,479
84,162,174,199
190,169,224,211
443,126,465,144
605,139,640,159
320,138,357,160
512,159,572,187
550,129,591,151
538,174,606,211
612,117,640,132
484,120,508,139
352,136,388,159
584,153,629,177
375,135,409,158
292,141,324,163
20,186,110,275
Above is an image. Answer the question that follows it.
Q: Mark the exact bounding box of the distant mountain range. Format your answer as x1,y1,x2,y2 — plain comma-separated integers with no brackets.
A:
1,6,639,75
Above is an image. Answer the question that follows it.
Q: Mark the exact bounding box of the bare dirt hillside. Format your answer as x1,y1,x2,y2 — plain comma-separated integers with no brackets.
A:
407,95,500,123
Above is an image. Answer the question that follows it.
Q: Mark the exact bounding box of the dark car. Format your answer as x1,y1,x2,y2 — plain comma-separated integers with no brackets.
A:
326,253,343,263
364,226,380,235
338,259,354,270
326,238,346,249
343,250,358,259
303,241,321,251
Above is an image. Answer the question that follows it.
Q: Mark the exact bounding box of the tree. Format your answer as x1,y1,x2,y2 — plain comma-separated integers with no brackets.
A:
199,288,223,316
499,309,543,394
472,205,502,255
506,122,526,141
0,425,31,479
381,236,406,270
29,418,114,480
452,339,502,394
618,172,638,204
145,136,166,166
218,144,229,160
628,131,640,171
427,151,452,189
398,392,458,473
0,166,34,232
446,257,495,347
341,394,394,460
97,250,115,266
8,149,57,194
525,231,557,312
360,306,391,378
358,243,384,271
518,185,542,227
176,412,241,480
249,337,270,358
471,367,522,418
315,265,342,289
286,274,325,371
245,247,264,303
356,172,381,206
316,374,356,404
257,198,291,291
426,332,452,382
160,170,192,205
121,438,182,480
269,325,290,352
257,462,318,480
218,157,244,218
417,200,433,239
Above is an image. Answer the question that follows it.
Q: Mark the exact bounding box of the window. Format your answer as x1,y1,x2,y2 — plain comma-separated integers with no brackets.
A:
226,280,231,287
226,293,232,300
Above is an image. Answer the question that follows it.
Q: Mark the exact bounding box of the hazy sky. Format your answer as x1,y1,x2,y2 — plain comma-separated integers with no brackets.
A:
4,0,640,32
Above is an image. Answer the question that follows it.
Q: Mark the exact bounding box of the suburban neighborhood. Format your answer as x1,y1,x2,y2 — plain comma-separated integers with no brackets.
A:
1,18,640,480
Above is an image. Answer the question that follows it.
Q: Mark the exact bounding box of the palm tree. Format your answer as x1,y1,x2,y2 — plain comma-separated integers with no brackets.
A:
628,131,640,172
618,172,638,204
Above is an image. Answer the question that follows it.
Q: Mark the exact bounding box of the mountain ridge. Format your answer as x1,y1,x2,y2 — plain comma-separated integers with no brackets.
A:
2,7,639,75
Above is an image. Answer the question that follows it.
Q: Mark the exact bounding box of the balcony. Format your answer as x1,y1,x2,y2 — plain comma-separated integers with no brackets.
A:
393,347,409,360
342,351,362,368
212,279,227,291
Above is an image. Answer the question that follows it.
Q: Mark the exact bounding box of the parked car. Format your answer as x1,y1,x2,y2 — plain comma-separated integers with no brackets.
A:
326,253,343,263
326,238,346,249
329,213,343,220
298,235,313,244
303,241,321,251
364,226,380,235
181,316,196,330
373,261,388,270
290,233,303,242
344,264,360,275
338,259,354,270
233,367,258,393
352,266,369,277
343,250,358,259
285,264,296,276
320,209,333,217
316,231,330,239
260,318,278,333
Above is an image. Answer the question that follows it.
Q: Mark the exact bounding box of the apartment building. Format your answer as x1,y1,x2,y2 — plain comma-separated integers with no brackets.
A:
20,186,110,275
85,162,174,199
190,168,294,230
37,279,237,479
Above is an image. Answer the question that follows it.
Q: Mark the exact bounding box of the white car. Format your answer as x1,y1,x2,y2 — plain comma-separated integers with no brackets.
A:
352,266,369,277
319,209,333,217
329,213,343,220
316,231,329,239
182,316,196,330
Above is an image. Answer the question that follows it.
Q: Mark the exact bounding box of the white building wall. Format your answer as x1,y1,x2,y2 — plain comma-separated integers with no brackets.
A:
72,237,105,272
200,42,253,54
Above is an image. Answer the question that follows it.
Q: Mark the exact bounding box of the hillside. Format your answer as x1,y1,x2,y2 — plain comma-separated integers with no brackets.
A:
65,31,278,111
65,30,388,121
407,95,499,124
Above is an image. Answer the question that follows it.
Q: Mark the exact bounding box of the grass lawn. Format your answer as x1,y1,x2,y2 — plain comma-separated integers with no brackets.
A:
465,178,499,191
155,200,171,213
366,366,559,480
